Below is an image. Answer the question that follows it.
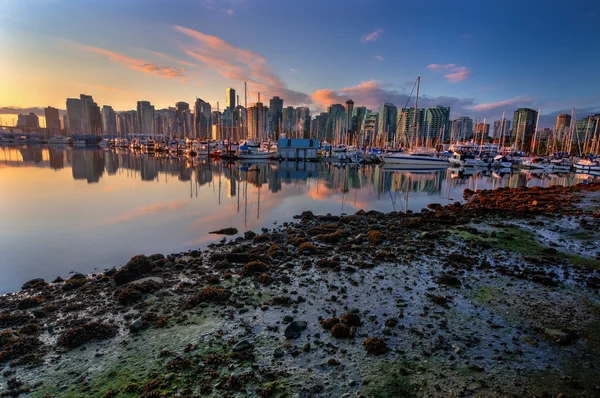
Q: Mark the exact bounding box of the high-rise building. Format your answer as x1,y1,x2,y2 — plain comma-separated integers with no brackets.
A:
295,107,311,138
396,108,424,146
80,94,102,134
66,97,87,134
362,112,379,146
226,88,236,111
282,106,295,137
327,104,346,142
17,113,39,130
423,106,451,142
345,99,354,141
194,98,212,138
116,111,138,136
452,117,474,141
102,105,116,136
44,107,61,134
175,102,190,137
137,101,155,135
575,114,600,145
62,114,69,132
311,113,328,141
155,108,177,137
352,106,367,142
232,105,247,141
377,103,397,144
269,96,283,136
492,120,511,139
474,123,490,138
555,114,572,141
512,108,538,151
247,102,269,141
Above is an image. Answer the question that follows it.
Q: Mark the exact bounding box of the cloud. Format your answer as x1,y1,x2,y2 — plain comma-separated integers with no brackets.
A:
374,55,384,61
426,64,456,71
174,25,311,105
225,8,234,15
360,28,383,43
471,96,534,112
80,45,187,78
310,79,476,113
105,201,189,224
145,50,198,67
444,66,471,83
289,68,297,72
427,63,470,82
0,106,47,116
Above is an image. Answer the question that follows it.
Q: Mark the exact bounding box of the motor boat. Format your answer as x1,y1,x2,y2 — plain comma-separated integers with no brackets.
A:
379,147,448,166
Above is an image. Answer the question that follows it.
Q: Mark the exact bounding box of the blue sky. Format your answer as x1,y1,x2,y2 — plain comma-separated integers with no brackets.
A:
1,0,599,127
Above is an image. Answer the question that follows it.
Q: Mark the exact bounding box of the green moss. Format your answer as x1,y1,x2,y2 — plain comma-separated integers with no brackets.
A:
454,225,600,269
361,362,413,398
257,379,290,397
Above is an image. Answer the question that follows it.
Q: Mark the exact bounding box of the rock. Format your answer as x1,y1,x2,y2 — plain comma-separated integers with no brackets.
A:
283,315,294,324
284,321,308,339
544,328,578,345
22,278,45,290
244,231,257,240
427,203,442,210
129,319,143,333
70,273,87,280
189,250,201,257
51,276,65,283
273,348,285,358
210,227,238,235
128,276,164,286
232,340,252,351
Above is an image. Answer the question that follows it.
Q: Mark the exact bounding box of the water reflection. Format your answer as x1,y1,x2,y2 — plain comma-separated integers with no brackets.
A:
1,145,598,292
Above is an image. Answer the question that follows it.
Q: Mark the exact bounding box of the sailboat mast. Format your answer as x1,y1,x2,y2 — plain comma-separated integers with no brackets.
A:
413,76,420,149
532,108,540,155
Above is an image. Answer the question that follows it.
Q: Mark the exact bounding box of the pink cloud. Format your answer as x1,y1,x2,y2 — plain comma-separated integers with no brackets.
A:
374,55,384,61
471,96,534,112
426,63,456,71
225,9,234,15
174,25,311,105
360,28,383,43
80,46,187,78
444,66,471,83
427,63,470,83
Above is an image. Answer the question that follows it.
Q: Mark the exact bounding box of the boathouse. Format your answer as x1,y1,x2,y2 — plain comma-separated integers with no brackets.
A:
277,138,320,161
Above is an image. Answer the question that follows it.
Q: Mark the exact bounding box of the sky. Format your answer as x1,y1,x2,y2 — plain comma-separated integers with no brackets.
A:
1,0,599,128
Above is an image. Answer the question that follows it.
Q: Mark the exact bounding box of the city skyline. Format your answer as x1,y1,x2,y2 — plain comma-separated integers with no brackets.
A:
1,0,600,129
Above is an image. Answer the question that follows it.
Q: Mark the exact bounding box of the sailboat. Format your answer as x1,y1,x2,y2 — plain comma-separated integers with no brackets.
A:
380,77,448,168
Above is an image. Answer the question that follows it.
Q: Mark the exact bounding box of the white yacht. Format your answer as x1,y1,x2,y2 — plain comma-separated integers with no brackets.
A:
574,159,600,173
380,147,448,166
47,136,71,145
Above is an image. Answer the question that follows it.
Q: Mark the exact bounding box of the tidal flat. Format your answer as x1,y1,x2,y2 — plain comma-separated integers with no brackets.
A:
1,184,599,397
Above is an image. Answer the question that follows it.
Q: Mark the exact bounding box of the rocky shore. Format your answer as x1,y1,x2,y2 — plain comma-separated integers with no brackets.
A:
1,183,599,397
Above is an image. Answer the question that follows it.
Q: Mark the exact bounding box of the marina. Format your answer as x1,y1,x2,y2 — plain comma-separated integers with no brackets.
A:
1,144,597,292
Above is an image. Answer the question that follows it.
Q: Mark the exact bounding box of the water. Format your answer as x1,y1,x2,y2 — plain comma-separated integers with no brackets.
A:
0,145,596,292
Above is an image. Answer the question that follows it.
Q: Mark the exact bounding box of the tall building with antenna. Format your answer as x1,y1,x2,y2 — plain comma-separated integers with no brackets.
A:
226,88,236,111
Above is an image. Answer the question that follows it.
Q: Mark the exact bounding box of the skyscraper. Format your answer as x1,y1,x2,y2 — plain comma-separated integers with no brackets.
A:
295,107,311,138
423,106,451,142
269,96,283,136
396,108,424,146
194,98,212,139
555,114,572,141
102,105,116,136
474,123,490,138
247,102,268,141
512,108,538,151
282,106,295,137
452,117,474,141
44,107,61,134
66,97,88,134
377,103,398,144
493,120,511,139
80,94,102,134
137,101,155,135
345,99,354,142
175,102,190,137
226,88,236,111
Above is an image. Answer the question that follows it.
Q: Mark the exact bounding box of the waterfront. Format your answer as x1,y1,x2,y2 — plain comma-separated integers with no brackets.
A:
1,145,597,292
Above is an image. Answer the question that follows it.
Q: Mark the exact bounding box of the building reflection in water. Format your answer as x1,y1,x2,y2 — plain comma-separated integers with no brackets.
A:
0,146,594,208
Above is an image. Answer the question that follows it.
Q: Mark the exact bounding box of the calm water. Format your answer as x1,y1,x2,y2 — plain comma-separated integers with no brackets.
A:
1,145,596,292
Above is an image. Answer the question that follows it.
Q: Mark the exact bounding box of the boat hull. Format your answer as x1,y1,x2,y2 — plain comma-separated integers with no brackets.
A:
381,155,448,166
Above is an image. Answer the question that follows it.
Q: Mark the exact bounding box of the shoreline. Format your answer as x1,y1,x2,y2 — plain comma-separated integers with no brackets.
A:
1,183,599,397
